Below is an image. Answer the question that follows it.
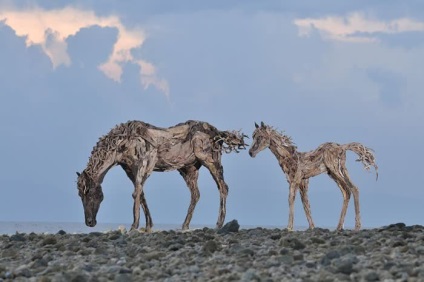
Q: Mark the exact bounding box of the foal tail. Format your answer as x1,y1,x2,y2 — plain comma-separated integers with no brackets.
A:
344,142,379,180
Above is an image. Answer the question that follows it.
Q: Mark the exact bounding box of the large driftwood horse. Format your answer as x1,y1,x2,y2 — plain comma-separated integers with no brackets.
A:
77,120,247,231
249,122,378,231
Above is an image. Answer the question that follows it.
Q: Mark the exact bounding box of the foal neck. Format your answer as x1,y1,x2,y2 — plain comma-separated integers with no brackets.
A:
269,131,297,158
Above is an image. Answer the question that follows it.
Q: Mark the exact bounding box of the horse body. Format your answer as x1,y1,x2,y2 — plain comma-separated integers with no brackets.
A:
77,120,247,231
249,122,378,231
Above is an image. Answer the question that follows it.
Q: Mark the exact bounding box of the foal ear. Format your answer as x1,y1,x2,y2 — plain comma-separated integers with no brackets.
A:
260,121,265,127
254,122,259,128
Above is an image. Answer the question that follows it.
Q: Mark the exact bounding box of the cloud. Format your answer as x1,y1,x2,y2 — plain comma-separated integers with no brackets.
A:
294,13,424,43
0,5,169,97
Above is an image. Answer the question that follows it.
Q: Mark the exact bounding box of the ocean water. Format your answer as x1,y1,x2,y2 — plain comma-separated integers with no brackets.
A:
0,222,183,235
0,221,285,235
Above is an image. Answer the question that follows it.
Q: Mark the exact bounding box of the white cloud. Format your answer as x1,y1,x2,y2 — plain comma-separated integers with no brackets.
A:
294,13,424,43
0,5,169,97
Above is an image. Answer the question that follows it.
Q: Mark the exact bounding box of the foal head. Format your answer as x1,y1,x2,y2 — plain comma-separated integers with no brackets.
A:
250,122,296,157
76,171,104,227
249,122,272,157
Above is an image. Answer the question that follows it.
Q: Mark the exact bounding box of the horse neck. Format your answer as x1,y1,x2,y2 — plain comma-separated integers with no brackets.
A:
268,132,298,173
85,146,118,184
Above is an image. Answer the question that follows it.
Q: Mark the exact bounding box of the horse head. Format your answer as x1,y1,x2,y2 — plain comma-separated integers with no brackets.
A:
76,171,104,227
249,121,272,157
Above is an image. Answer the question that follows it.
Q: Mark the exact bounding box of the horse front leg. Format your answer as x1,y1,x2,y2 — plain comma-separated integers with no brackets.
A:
121,164,153,232
299,179,315,230
203,161,228,229
131,160,155,231
178,165,200,230
131,182,143,231
287,183,298,231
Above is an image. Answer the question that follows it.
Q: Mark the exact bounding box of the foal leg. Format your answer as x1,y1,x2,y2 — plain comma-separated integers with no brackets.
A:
341,167,361,231
178,165,201,230
299,179,315,230
328,172,351,231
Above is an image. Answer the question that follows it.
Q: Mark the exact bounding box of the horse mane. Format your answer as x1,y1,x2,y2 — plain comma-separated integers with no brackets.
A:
84,120,224,177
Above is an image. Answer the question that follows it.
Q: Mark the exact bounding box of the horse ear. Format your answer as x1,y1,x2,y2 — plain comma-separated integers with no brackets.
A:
261,121,265,127
76,172,81,177
254,122,259,128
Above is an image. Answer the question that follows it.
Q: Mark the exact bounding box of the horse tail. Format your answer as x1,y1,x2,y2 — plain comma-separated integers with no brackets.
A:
344,142,378,180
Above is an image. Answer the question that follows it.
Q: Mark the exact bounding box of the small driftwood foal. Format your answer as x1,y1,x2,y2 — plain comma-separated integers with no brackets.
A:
77,120,247,231
249,122,378,231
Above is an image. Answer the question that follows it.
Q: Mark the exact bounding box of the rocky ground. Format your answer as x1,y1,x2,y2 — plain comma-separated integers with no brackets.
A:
1,221,423,281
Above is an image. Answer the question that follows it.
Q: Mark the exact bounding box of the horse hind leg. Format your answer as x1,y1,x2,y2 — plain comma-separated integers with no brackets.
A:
178,165,200,230
140,191,153,232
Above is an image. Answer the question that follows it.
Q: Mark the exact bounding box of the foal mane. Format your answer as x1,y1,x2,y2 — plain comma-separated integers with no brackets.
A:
264,126,297,151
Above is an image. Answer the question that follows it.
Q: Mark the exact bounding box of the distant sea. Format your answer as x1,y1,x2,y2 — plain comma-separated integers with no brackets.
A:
0,221,183,235
0,221,288,235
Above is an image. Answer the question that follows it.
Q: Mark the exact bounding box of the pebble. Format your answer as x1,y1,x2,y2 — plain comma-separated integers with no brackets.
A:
0,222,423,280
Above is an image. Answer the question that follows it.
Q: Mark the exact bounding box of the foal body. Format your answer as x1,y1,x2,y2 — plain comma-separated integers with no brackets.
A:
249,122,378,231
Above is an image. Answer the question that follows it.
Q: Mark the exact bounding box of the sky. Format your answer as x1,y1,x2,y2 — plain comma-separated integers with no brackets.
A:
1,1,423,230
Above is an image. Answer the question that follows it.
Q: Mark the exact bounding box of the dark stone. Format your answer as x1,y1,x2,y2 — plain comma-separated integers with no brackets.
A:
115,273,132,282
32,258,48,268
168,243,183,251
57,230,66,235
240,248,255,257
392,240,406,247
119,268,132,274
270,233,282,240
305,261,316,268
203,240,220,254
108,232,122,240
41,236,57,246
310,237,326,244
10,233,26,242
332,257,356,275
293,253,304,261
217,219,240,234
381,222,406,231
279,237,306,250
364,271,379,281
320,250,341,266
89,232,103,237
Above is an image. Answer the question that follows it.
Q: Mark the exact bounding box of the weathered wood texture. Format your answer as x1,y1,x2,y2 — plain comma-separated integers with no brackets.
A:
77,120,247,231
249,122,378,231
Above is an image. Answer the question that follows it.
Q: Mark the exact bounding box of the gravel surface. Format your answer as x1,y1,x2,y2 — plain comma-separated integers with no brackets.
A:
1,221,423,281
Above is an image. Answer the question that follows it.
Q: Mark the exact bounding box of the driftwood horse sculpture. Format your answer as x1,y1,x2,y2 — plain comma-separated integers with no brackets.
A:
249,122,378,231
77,120,247,231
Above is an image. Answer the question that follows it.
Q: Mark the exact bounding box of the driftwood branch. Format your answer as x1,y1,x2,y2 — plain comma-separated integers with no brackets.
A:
213,130,248,153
